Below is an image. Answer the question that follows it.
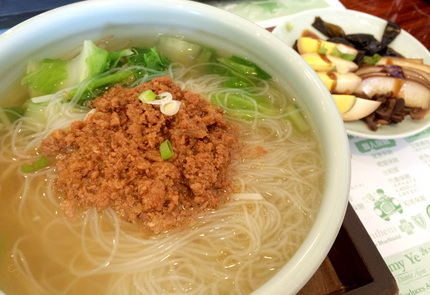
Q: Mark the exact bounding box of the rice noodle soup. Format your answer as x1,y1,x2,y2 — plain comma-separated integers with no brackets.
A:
0,35,325,294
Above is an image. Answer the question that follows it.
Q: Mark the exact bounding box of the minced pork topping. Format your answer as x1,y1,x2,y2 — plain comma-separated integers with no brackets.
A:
41,76,241,233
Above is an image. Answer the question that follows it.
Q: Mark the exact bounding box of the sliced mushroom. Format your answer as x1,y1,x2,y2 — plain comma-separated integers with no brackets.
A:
399,58,424,64
376,57,430,75
402,67,430,88
355,65,430,89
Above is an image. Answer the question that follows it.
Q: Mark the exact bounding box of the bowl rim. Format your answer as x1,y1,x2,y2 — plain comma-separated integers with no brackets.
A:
0,1,351,294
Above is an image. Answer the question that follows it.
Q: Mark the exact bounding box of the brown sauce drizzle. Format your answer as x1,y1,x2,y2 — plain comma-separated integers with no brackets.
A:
327,72,338,91
393,78,405,97
301,29,320,39
319,54,332,65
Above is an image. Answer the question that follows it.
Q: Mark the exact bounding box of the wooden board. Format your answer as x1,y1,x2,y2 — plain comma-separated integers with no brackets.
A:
298,203,399,295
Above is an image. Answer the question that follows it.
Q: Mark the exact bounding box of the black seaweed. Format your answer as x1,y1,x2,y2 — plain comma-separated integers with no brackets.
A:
311,16,345,38
343,34,384,55
381,21,401,47
311,16,403,66
292,39,298,52
353,50,366,67
384,47,403,57
325,37,354,47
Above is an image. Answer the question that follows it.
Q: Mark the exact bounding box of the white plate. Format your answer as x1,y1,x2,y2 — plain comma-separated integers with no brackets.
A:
272,8,430,139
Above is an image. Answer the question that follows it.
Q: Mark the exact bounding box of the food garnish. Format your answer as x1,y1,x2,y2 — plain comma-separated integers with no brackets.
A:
139,90,181,116
160,139,174,160
294,17,430,131
160,100,181,116
21,156,50,173
138,89,157,102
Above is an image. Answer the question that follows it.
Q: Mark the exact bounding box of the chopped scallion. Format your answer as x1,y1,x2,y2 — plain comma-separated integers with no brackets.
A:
363,53,381,66
341,53,356,61
141,92,173,105
331,47,342,57
138,89,157,103
21,156,50,173
317,47,328,55
160,100,181,116
160,139,174,160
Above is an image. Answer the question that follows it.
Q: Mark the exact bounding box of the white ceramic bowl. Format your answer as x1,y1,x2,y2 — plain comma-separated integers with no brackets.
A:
0,1,350,294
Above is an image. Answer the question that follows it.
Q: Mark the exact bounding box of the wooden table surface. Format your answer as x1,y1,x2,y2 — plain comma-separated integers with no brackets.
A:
340,0,430,49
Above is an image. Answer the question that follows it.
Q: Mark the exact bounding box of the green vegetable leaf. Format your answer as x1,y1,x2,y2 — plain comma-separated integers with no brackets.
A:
156,36,214,67
2,106,26,123
210,92,279,119
22,100,49,124
222,77,253,88
126,47,171,79
64,40,113,88
86,71,133,90
21,58,68,95
284,104,310,133
85,42,110,78
107,48,134,69
144,47,171,71
68,70,133,103
126,47,160,69
217,56,271,80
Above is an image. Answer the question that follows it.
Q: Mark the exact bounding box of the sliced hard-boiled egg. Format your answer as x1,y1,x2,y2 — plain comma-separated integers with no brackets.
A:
340,96,382,121
317,72,362,94
297,37,337,55
301,53,358,73
332,94,357,114
301,53,335,72
297,37,358,57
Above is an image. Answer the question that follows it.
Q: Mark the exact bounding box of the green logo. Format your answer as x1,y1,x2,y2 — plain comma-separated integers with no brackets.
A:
373,189,403,221
355,139,396,153
399,219,414,235
412,214,426,229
